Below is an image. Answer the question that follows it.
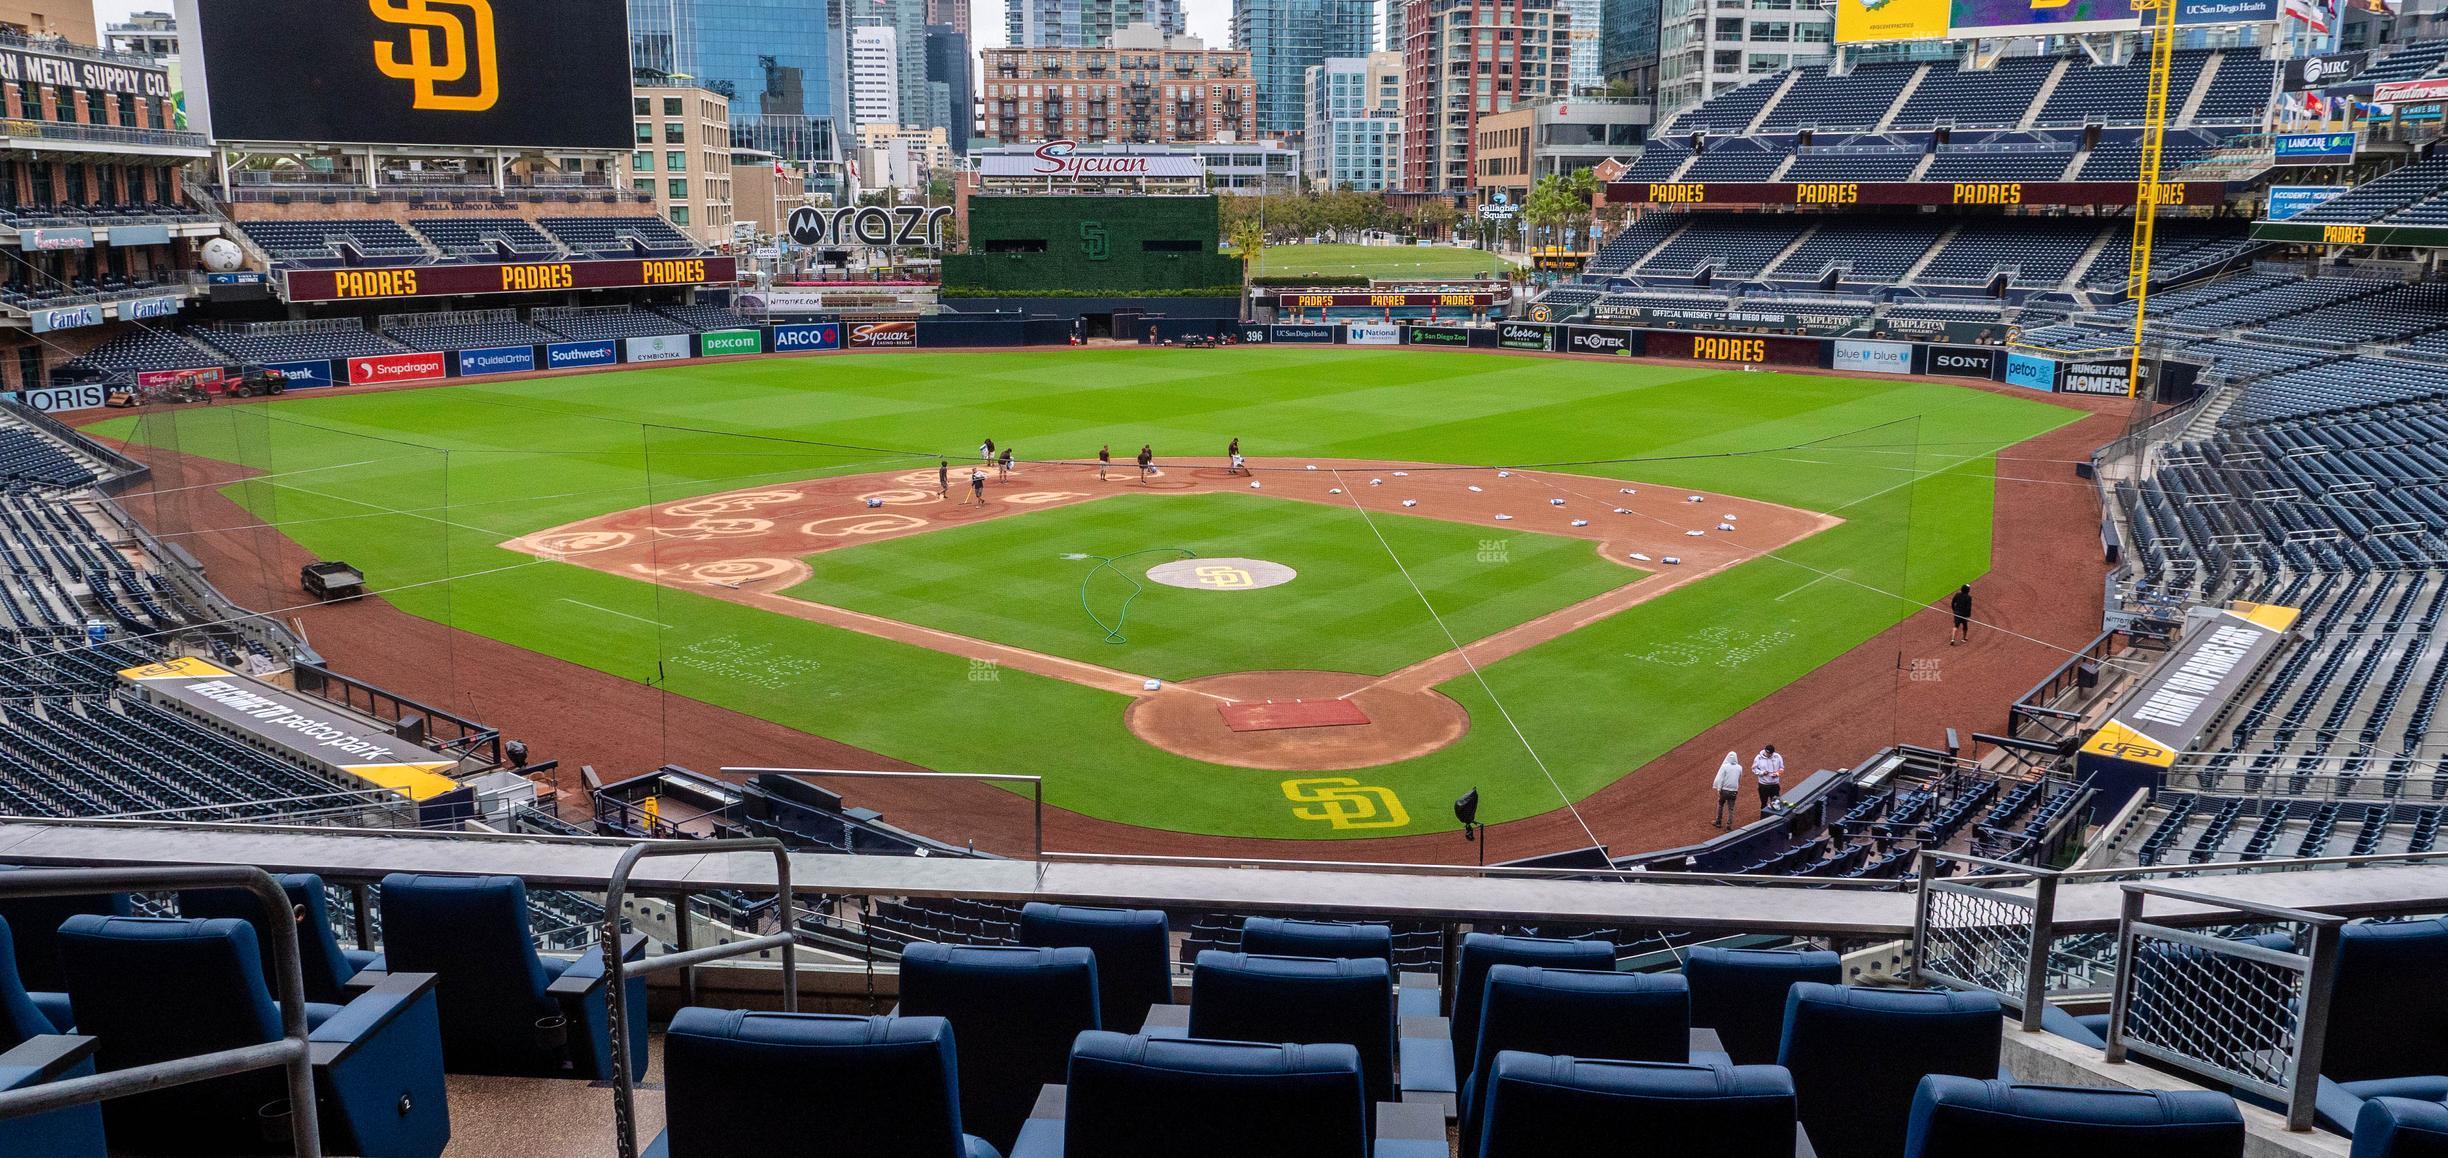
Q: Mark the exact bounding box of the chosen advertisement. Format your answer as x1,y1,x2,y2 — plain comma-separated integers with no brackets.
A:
1268,324,1338,343
1497,323,1553,352
2273,132,2358,165
544,340,618,371
625,335,692,363
1561,325,1636,356
2004,352,2060,392
455,345,536,377
770,323,842,353
1927,345,2000,378
1836,0,1948,42
347,351,447,385
1832,338,1914,375
29,305,103,334
698,328,764,358
2059,360,2134,397
182,0,634,150
847,320,918,348
2267,185,2350,221
1407,325,1472,347
1343,323,1401,346
262,359,337,389
15,384,109,413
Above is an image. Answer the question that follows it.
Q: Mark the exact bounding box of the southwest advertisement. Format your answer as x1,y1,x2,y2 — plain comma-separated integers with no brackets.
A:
545,340,618,370
178,0,634,149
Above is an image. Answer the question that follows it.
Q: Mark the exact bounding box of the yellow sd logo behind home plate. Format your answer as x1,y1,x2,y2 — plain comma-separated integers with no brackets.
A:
1282,778,1410,830
369,0,500,112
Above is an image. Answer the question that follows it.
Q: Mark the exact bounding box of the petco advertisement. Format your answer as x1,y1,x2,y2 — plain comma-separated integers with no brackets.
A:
455,345,536,377
848,321,919,348
770,323,842,352
624,334,691,363
1832,339,1914,375
346,352,447,385
1562,326,1635,356
1927,345,1999,378
545,340,618,370
2059,360,2134,397
1498,323,1553,352
263,359,337,389
16,384,108,413
1344,323,1401,346
2004,352,2060,392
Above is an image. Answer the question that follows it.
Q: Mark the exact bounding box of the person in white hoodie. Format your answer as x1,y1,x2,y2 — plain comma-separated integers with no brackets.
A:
1712,751,1744,829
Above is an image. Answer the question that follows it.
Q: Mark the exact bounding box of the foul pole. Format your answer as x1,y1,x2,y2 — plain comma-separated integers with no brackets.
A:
2125,0,2179,398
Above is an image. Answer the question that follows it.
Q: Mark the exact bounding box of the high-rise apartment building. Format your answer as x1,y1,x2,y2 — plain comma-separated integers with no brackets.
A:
851,26,904,130
926,0,970,30
853,0,935,139
1232,0,1376,137
624,81,736,243
1303,52,1401,190
925,24,974,153
1401,0,1569,193
628,0,851,191
1560,0,1601,93
1599,0,1660,101
1654,0,1831,118
1006,0,1186,47
980,26,1253,145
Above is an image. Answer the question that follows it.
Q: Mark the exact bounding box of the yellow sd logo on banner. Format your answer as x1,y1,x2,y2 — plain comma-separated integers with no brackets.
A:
1282,778,1411,830
369,0,500,112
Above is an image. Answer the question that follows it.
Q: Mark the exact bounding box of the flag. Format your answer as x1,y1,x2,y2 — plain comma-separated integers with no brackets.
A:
2283,0,2331,33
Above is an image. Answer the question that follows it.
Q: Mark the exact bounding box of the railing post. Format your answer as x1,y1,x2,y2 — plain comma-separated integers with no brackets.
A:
2021,871,2058,1033
349,881,375,951
1908,850,1935,986
2103,885,2144,1066
2286,918,2344,1132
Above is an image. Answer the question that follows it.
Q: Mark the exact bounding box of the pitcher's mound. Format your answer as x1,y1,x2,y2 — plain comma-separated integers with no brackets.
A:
1146,557,1296,591
1128,670,1468,771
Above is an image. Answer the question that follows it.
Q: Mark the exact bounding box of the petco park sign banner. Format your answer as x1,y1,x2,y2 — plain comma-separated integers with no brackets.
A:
1608,180,2228,208
284,257,735,302
980,140,1204,180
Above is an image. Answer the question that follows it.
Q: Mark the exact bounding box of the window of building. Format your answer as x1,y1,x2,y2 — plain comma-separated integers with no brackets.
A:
671,206,690,225
668,179,688,198
665,123,686,143
663,97,684,117
633,178,652,195
635,122,653,144
634,97,651,115
634,151,654,172
667,150,686,171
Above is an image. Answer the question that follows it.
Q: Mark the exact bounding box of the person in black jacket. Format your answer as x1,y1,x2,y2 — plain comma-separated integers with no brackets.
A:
1950,584,1973,645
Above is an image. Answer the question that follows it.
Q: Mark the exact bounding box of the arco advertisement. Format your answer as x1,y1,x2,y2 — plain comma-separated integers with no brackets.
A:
770,323,842,353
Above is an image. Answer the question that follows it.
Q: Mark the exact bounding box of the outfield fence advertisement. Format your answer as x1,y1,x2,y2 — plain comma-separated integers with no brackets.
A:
348,351,447,385
2059,360,2135,397
771,323,842,353
1928,346,2000,378
14,384,108,413
1833,339,1914,375
2005,352,2061,391
137,367,224,391
264,359,339,389
625,335,691,363
1269,324,1338,343
1562,326,1637,356
1407,325,1473,347
1344,323,1401,346
1672,333,1822,368
699,329,764,358
455,345,536,377
848,321,919,348
1498,323,1554,352
545,340,619,371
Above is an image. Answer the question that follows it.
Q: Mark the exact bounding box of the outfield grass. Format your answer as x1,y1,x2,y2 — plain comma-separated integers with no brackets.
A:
790,492,1640,680
1247,242,1512,281
95,348,2079,839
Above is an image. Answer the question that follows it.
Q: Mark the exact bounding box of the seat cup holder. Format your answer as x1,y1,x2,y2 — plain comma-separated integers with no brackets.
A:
535,1014,569,1052
256,1099,294,1145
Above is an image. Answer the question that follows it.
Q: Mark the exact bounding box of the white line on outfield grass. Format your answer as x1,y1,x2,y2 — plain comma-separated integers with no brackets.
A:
1773,570,1844,602
560,599,673,629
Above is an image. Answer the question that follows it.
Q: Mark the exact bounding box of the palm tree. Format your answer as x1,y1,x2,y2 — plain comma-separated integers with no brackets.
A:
1228,218,1267,320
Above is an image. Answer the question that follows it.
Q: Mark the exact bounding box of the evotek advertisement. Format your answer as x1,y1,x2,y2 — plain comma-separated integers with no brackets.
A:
178,0,634,149
1561,326,1636,356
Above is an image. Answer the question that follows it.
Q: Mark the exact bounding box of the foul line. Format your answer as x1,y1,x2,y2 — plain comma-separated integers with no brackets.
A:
559,599,673,629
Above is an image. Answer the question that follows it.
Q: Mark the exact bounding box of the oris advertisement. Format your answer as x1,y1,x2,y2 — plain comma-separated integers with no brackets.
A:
1927,345,2000,379
15,384,109,413
1561,326,1636,356
1498,323,1553,352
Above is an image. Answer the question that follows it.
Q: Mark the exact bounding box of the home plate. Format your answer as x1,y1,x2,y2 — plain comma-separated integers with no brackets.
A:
1219,698,1372,732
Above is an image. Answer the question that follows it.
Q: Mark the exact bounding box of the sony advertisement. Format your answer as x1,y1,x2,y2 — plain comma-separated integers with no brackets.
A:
1927,345,2000,379
178,0,634,149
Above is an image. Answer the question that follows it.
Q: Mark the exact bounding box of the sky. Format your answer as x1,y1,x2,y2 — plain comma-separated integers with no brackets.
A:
86,0,1242,51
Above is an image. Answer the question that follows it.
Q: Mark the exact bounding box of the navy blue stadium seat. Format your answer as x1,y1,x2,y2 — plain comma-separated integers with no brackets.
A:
181,873,379,1005
1449,932,1613,1075
2320,918,2448,1084
0,913,102,1155
2354,1096,2448,1157
0,914,66,1040
0,867,133,993
1477,1053,1797,1158
1778,984,2005,1158
1241,917,1396,964
651,1008,999,1158
1684,946,1842,1065
898,943,1100,1153
59,914,449,1157
1013,1031,1368,1158
1190,951,1396,1105
1019,903,1171,1027
377,873,645,1080
1461,965,1696,1158
1904,1077,2244,1157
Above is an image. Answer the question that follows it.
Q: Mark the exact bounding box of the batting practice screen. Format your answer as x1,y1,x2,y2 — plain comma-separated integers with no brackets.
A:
176,0,634,149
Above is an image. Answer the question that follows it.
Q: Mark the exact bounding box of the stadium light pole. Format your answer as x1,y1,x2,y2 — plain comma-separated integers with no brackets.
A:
2123,0,2178,400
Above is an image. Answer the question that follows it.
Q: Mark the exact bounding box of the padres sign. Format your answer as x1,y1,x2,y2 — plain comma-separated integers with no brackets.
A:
187,0,633,150
1282,778,1410,830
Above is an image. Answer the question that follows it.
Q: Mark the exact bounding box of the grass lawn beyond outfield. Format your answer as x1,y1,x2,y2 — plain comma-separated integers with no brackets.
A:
1245,242,1511,281
788,491,1642,681
92,347,2080,839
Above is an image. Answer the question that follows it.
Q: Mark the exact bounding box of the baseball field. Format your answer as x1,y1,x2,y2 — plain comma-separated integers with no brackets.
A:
90,346,2080,843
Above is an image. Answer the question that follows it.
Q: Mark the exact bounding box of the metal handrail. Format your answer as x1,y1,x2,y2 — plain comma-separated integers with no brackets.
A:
602,838,800,1158
0,866,323,1154
721,767,1046,863
1037,850,1908,887
1912,849,2064,1030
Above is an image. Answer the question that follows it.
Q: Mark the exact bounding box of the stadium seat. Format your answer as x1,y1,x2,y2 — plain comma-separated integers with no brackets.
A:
897,943,1101,1152
0,913,102,1155
1903,1077,2244,1157
58,914,449,1157
1189,951,1396,1105
0,868,133,993
1777,984,2005,1158
180,872,379,1005
376,873,646,1080
1448,932,1614,1075
2317,917,2448,1084
1241,917,1396,964
651,1008,999,1158
1476,1053,1798,1158
1683,946,1842,1065
1460,965,1698,1157
1018,903,1172,1027
2353,1096,2448,1158
1011,1031,1373,1158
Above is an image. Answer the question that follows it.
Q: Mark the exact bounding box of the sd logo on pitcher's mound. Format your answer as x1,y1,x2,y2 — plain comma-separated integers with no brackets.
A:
1145,557,1297,591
